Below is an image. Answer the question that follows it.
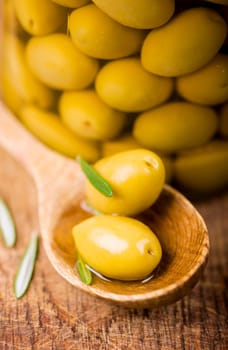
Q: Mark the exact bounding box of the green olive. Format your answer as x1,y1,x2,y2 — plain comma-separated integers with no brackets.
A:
174,141,228,193
133,102,218,154
141,7,227,77
69,4,146,59
59,89,126,141
72,215,162,281
95,57,174,112
91,0,175,29
19,104,100,162
176,54,228,106
13,0,67,36
25,34,99,90
85,149,165,216
2,34,57,111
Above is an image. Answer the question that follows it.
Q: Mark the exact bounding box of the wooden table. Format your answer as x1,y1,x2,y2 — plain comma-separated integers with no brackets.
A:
0,146,227,350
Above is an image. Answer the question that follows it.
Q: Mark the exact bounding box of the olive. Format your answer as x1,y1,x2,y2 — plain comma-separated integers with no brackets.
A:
59,89,126,141
69,4,146,59
95,57,173,112
91,0,174,29
176,54,228,106
73,215,162,281
19,104,100,162
25,34,99,90
141,7,227,77
174,141,228,193
13,0,67,36
85,149,165,216
2,34,57,111
133,102,218,153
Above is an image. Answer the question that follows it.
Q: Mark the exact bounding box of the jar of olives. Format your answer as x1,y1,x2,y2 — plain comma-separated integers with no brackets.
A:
1,0,228,196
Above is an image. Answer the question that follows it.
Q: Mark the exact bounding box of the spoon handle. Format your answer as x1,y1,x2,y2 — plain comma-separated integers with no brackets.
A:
0,102,52,172
0,99,82,185
0,101,84,229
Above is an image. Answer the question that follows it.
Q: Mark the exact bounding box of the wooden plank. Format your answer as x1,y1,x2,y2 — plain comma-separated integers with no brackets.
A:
0,146,227,350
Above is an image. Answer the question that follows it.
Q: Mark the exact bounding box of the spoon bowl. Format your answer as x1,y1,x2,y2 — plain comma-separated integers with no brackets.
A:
0,101,209,308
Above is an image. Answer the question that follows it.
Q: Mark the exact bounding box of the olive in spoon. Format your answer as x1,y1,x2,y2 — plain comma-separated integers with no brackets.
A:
0,101,209,308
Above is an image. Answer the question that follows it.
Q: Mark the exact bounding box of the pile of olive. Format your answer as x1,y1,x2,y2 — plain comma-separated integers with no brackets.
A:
1,0,228,194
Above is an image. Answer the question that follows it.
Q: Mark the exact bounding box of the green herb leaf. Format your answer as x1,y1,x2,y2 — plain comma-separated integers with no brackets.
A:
76,257,93,285
77,156,113,197
14,234,39,298
0,198,16,248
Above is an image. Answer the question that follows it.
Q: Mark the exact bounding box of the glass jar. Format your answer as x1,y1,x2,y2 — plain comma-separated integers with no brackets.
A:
1,0,228,196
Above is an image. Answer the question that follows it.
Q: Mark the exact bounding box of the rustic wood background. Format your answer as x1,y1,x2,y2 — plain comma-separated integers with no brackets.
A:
0,146,227,350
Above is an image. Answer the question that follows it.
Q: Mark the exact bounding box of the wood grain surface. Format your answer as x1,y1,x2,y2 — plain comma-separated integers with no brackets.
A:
0,146,227,350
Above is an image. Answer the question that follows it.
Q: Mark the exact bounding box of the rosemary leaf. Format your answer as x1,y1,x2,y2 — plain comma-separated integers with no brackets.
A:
14,233,39,298
0,198,16,248
76,257,93,285
77,156,113,197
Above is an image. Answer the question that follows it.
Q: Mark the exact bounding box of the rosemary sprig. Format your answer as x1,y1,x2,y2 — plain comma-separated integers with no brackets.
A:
76,256,93,285
0,198,16,248
14,233,39,298
77,156,113,197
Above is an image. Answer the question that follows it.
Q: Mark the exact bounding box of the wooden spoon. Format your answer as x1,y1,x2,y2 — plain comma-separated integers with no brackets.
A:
0,101,209,308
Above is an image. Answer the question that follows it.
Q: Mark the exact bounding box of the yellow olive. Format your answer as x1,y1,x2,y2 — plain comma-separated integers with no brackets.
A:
174,141,228,193
73,215,162,281
85,149,165,216
133,102,218,153
59,89,127,141
13,0,67,36
220,103,228,137
19,104,100,162
92,0,175,29
51,0,90,8
2,35,57,111
141,7,227,77
25,34,99,90
176,54,228,106
69,4,146,59
95,57,174,112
